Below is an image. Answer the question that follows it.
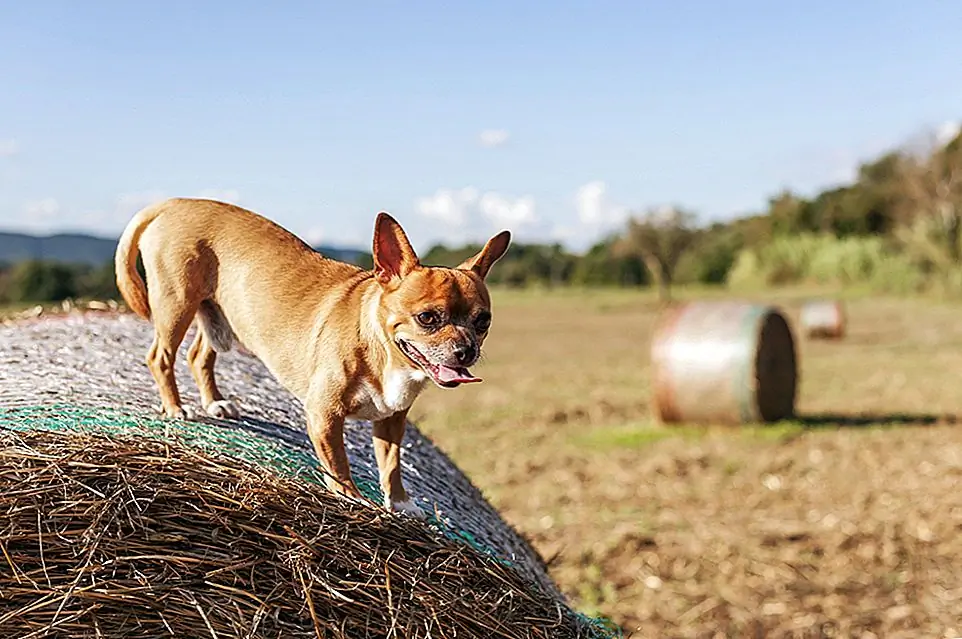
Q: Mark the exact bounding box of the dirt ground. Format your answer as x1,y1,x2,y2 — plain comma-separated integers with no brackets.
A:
406,287,962,638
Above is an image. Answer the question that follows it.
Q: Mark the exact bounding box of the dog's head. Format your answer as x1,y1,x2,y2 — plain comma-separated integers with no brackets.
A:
371,212,511,388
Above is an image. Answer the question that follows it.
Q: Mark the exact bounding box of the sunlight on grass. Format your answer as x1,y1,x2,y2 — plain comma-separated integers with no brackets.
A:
573,421,707,449
576,419,816,450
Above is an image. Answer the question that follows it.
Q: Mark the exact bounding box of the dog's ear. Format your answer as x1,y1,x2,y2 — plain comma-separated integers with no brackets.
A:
457,230,511,280
373,212,420,283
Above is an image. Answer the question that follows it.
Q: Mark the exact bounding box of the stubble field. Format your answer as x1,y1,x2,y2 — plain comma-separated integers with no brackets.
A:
408,287,962,638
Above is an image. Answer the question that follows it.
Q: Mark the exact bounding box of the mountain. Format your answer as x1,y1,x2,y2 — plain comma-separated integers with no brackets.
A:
0,231,372,268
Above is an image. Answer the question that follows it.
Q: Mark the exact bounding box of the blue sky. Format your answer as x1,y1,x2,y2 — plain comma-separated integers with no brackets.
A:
1,1,960,253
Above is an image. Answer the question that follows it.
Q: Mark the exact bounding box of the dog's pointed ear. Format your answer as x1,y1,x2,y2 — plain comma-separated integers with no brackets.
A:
457,230,511,280
373,212,420,283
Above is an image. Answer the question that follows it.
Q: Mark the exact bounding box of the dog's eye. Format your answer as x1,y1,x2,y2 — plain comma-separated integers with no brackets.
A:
416,311,440,327
474,312,491,332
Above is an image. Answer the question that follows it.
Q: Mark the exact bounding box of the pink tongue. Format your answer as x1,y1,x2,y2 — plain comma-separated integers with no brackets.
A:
436,364,482,384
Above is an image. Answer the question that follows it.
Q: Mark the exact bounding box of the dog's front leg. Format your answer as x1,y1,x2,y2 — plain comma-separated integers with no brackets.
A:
305,404,362,501
373,410,425,518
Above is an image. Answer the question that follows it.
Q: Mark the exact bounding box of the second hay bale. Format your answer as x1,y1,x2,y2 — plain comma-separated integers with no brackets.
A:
651,301,798,425
800,299,846,340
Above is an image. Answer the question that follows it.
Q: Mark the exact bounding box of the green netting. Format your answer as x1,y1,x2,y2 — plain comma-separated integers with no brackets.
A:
0,404,624,639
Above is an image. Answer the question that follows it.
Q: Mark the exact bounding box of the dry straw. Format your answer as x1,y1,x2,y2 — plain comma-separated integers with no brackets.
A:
0,428,614,638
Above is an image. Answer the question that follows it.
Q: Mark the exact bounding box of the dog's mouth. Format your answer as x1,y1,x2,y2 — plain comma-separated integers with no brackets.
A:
396,339,481,388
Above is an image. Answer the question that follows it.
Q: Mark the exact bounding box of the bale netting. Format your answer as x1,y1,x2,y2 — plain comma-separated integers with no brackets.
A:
0,313,620,639
651,301,798,425
800,299,846,340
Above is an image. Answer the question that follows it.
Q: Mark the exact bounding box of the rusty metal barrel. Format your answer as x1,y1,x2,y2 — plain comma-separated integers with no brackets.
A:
800,299,846,339
651,301,798,425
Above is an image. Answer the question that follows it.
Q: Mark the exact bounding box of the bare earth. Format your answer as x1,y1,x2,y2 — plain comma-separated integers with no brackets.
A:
406,288,962,638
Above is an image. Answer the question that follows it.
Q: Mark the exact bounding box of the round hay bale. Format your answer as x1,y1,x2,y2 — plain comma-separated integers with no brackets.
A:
651,301,798,425
0,428,603,638
800,299,846,339
0,314,621,638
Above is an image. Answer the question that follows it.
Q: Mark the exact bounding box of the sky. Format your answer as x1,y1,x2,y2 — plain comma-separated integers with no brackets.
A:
1,1,961,253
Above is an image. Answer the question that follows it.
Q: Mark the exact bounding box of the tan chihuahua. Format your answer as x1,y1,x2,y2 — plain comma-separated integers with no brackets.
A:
115,198,510,517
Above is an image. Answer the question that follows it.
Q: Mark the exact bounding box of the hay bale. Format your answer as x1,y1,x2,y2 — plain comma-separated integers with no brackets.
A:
0,428,603,638
0,314,620,638
651,301,798,425
800,299,846,340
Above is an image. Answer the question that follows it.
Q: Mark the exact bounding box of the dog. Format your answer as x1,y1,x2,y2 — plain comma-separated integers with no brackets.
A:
115,198,510,517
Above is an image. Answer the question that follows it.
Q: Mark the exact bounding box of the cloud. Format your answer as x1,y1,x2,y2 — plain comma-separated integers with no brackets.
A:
575,181,626,228
113,188,240,219
114,190,168,218
415,187,536,230
303,226,325,247
0,139,19,158
15,198,99,235
22,198,61,222
478,129,510,148
478,192,536,228
197,188,241,203
936,120,961,146
415,187,479,225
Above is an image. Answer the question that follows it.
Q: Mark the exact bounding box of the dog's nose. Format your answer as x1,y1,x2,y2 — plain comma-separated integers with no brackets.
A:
453,343,477,365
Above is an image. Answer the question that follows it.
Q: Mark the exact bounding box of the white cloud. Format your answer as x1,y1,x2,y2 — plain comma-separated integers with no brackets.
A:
0,139,19,158
23,197,60,220
22,198,61,222
575,180,626,228
9,189,240,237
113,188,240,219
478,129,510,148
304,226,325,246
115,190,167,218
16,198,101,235
478,192,536,227
415,187,479,225
936,120,961,146
415,187,536,230
197,188,241,203
550,225,577,243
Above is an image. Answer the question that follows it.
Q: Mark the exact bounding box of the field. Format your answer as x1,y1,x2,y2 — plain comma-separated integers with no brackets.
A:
407,287,962,638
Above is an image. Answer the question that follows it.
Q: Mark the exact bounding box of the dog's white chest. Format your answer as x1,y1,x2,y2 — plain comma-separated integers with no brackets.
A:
348,368,428,421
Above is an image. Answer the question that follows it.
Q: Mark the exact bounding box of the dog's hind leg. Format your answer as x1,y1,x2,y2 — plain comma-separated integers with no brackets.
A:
145,303,196,420
189,301,241,419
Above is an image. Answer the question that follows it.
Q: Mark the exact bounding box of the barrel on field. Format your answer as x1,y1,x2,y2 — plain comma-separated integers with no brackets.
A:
800,299,846,340
651,301,798,425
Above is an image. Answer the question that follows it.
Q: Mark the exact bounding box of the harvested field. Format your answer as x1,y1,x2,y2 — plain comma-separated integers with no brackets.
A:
7,288,962,637
406,288,962,638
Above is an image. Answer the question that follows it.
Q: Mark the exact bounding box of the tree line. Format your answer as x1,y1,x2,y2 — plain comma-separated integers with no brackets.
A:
3,124,960,305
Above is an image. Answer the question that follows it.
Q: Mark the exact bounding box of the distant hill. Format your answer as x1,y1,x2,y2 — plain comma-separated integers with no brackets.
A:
0,231,372,268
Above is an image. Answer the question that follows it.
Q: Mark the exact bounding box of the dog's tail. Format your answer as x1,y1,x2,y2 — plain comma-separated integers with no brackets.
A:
114,201,165,320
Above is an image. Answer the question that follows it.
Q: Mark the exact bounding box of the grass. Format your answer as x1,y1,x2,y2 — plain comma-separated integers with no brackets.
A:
405,285,962,636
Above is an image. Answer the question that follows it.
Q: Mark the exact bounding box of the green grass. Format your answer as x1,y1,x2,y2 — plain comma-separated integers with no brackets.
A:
573,421,707,450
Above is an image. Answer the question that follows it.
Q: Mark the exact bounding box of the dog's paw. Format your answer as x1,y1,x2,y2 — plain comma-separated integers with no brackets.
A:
206,399,240,420
158,404,194,420
387,497,428,519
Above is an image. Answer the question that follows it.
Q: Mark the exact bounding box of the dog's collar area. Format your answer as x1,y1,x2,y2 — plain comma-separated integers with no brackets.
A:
395,339,481,388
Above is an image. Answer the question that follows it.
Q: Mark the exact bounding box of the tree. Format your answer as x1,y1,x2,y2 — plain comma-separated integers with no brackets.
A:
768,190,813,235
9,261,78,302
895,125,962,266
570,238,647,287
616,207,699,302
